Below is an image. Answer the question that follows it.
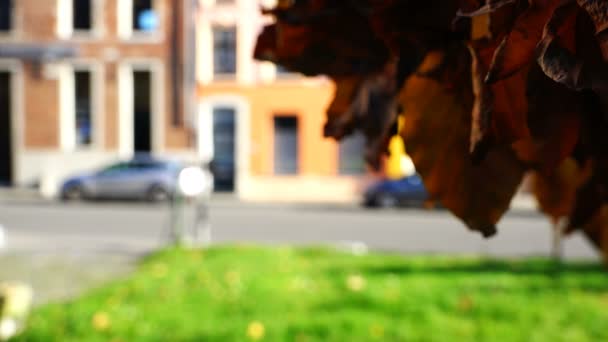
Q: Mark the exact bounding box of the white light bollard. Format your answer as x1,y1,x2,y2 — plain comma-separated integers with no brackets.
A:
169,166,213,247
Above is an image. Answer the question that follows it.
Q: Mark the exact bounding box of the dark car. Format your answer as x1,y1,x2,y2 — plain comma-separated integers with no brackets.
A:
363,174,430,208
60,156,183,202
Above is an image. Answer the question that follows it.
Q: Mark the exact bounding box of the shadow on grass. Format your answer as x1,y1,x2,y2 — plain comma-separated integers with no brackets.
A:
332,259,607,276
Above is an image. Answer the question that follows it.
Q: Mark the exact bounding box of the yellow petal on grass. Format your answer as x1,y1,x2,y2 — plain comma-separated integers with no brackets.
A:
247,321,266,340
225,270,241,286
457,295,475,312
91,312,111,332
346,274,366,292
151,263,169,279
370,324,385,339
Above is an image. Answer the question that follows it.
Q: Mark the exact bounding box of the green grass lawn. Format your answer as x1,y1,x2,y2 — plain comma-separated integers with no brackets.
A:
14,246,608,342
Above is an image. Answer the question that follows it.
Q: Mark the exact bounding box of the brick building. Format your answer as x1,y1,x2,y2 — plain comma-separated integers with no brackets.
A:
0,0,197,196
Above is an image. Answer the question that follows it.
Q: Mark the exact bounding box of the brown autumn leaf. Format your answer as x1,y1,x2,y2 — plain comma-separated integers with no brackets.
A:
531,158,590,223
325,60,400,169
580,206,608,262
399,47,526,237
524,62,583,174
576,0,608,60
468,40,531,162
485,0,563,83
254,2,390,78
536,0,608,121
532,158,608,262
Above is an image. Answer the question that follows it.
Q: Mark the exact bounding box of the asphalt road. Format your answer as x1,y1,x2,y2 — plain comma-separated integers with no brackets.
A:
0,199,599,260
0,199,601,303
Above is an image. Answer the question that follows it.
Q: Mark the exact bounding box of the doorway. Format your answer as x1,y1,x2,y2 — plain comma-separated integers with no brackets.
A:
212,107,236,192
0,71,12,186
133,70,152,153
273,116,299,175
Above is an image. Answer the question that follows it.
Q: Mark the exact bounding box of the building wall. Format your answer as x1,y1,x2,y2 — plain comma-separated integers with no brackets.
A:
197,0,372,202
201,83,336,175
1,0,198,196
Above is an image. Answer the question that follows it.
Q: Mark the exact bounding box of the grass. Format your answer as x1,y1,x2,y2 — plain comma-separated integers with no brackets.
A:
13,245,608,342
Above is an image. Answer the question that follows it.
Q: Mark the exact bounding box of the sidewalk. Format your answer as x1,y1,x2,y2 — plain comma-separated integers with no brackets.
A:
510,193,538,212
0,253,136,305
0,187,45,205
0,186,539,211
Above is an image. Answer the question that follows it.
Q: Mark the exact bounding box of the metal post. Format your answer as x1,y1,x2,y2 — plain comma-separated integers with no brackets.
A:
168,165,212,248
551,218,565,262
169,191,185,245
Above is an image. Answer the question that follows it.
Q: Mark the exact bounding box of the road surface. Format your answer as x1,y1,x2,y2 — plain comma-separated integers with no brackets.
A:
0,199,598,259
0,199,599,303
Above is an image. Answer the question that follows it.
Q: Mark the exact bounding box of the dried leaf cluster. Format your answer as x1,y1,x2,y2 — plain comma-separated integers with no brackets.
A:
254,0,608,261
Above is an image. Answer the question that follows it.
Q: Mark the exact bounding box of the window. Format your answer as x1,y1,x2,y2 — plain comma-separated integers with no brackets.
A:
274,116,298,175
74,70,93,147
276,64,294,76
133,70,152,152
0,0,12,32
133,0,158,32
339,133,366,175
213,26,237,77
132,160,167,171
100,162,130,175
212,107,236,192
73,0,92,30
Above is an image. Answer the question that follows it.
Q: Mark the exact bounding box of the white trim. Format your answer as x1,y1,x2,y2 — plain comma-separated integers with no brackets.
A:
56,0,73,39
237,14,254,85
117,63,134,156
198,95,251,195
58,64,76,151
0,59,23,185
197,17,213,84
57,0,106,40
116,0,132,40
0,0,20,41
117,59,165,158
58,61,105,152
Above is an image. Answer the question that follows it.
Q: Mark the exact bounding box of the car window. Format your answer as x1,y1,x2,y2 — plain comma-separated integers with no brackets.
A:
100,163,130,174
131,161,170,171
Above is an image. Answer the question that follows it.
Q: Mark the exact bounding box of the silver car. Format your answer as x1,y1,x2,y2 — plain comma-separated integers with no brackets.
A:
60,157,183,202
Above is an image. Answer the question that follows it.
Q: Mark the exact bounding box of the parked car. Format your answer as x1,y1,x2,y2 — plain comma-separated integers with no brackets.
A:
60,156,183,202
363,174,430,208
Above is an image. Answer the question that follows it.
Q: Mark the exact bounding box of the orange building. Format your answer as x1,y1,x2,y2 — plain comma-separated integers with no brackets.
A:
196,0,373,202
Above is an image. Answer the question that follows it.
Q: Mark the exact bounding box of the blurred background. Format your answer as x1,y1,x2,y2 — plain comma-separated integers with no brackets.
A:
0,0,606,341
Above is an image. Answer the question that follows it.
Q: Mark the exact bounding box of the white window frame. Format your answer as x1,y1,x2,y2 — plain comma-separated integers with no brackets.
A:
0,0,19,41
59,61,104,152
117,0,162,41
0,59,24,184
117,59,165,157
57,0,105,40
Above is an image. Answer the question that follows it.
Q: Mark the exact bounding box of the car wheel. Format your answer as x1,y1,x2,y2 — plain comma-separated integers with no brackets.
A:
62,185,85,202
147,185,170,203
376,193,398,208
